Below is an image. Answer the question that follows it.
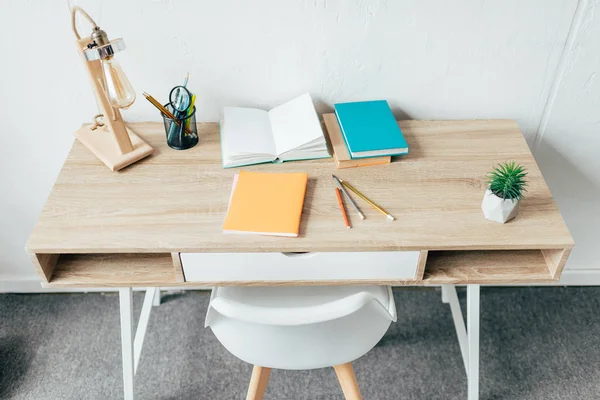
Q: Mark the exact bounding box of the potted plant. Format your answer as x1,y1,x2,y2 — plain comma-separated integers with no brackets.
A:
482,161,528,223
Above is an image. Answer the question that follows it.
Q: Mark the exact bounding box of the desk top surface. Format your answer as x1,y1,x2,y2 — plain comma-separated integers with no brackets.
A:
27,120,573,254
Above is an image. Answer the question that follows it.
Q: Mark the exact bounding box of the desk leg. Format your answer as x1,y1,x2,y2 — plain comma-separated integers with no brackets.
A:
443,285,469,375
119,288,135,400
467,285,480,400
153,288,161,306
441,285,450,303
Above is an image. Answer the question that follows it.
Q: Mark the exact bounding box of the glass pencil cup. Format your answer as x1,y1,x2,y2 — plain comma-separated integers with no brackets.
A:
162,104,198,150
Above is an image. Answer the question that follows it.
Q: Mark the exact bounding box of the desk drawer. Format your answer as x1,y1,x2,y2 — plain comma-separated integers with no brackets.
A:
180,251,423,284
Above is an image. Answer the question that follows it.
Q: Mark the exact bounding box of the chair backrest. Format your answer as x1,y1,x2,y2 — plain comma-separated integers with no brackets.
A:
206,286,397,327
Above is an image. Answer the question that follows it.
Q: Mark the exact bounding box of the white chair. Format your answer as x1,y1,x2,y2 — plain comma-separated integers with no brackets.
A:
206,285,397,400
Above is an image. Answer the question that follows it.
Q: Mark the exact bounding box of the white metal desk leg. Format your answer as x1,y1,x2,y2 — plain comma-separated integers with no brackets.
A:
467,285,480,400
441,285,450,303
443,285,469,375
119,288,135,400
153,288,161,306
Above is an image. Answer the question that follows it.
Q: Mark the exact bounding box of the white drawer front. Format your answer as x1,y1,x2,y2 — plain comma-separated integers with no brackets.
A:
180,251,420,283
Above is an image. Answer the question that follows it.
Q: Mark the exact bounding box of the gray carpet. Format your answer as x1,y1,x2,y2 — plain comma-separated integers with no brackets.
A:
1,287,599,399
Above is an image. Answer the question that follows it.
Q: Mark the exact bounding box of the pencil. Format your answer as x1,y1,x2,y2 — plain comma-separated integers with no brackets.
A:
142,91,194,135
335,187,351,229
332,174,365,220
185,93,196,131
340,179,395,221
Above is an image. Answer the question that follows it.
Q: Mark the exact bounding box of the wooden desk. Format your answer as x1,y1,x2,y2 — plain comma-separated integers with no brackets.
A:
27,120,572,287
25,120,573,400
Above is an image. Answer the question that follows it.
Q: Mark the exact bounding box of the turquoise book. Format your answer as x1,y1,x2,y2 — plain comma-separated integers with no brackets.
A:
334,100,408,159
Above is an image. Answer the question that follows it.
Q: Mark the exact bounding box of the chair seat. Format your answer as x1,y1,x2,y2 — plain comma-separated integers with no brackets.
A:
206,285,396,370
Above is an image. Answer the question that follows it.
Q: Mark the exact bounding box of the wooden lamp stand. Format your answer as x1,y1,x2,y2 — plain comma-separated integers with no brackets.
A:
72,7,153,171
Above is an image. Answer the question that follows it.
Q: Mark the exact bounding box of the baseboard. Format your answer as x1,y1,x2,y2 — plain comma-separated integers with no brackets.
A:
548,269,600,286
0,278,210,293
1,270,599,293
0,279,120,293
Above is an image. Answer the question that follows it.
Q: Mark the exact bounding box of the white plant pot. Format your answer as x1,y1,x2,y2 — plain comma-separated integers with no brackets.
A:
481,189,520,223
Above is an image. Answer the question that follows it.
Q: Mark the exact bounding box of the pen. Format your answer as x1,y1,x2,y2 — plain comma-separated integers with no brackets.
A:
335,187,351,229
340,178,395,221
185,93,196,130
142,91,194,136
332,174,365,220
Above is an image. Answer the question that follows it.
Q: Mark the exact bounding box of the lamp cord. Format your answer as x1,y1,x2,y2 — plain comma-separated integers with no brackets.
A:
71,6,98,40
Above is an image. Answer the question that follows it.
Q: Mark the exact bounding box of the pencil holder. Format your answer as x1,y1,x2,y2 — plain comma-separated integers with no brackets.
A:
162,104,198,150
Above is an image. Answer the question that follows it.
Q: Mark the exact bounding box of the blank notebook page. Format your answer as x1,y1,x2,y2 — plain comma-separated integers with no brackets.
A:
269,93,324,155
222,107,276,156
222,171,308,237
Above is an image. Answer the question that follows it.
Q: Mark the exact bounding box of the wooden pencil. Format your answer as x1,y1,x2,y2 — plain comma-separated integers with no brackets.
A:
142,91,194,135
340,179,395,221
335,187,351,229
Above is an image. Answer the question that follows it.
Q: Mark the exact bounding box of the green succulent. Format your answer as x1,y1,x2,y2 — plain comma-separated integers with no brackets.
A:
487,161,528,201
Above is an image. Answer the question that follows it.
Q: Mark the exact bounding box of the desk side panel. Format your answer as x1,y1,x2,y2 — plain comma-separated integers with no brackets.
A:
415,250,428,280
542,248,572,279
171,252,185,282
30,253,60,283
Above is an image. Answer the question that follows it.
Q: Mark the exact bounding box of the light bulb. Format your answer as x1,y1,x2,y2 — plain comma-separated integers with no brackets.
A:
101,57,136,109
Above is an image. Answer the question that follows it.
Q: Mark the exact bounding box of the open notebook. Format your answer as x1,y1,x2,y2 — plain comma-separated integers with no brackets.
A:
220,93,330,168
223,171,308,237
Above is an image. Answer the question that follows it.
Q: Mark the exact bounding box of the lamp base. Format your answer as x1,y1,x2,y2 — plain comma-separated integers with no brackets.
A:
75,124,153,171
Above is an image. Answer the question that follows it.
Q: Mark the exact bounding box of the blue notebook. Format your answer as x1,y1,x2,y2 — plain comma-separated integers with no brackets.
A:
334,100,408,159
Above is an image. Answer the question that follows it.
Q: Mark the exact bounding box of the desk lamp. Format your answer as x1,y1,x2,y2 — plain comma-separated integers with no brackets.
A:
71,6,152,171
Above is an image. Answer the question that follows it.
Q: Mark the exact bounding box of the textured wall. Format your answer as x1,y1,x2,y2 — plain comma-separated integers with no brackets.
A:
0,0,595,284
93,0,575,138
533,0,600,271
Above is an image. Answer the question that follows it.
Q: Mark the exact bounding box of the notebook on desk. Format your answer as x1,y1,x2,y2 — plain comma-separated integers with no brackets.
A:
334,100,408,159
220,93,330,168
322,113,391,169
223,171,308,237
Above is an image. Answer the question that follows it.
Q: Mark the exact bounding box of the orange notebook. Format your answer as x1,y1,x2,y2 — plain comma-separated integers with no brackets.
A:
223,171,308,237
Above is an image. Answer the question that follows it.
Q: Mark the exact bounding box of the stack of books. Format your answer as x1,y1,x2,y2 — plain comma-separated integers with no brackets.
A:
323,100,409,169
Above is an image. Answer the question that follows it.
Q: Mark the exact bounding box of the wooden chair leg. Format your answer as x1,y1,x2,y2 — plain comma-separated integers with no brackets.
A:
246,365,271,400
333,363,363,400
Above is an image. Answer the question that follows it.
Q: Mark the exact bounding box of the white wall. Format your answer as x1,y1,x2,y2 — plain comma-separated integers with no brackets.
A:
0,0,597,288
532,0,600,271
